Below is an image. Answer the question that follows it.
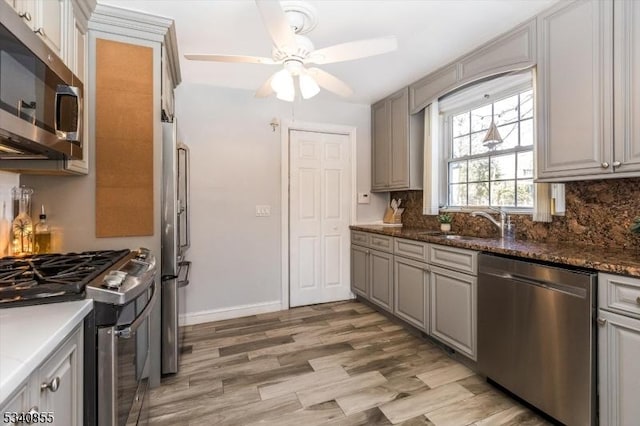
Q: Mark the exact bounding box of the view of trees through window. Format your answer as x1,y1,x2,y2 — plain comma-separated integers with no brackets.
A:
448,88,534,208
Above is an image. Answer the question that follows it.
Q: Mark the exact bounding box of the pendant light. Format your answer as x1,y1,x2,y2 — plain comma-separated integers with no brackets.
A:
482,121,503,150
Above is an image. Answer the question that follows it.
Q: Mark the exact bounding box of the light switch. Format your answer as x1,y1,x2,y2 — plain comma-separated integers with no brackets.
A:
256,205,271,217
357,192,371,204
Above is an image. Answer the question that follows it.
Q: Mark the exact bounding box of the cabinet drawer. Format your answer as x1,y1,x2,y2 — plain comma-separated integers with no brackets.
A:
429,244,478,275
599,273,640,318
369,234,393,253
351,231,370,246
394,238,429,262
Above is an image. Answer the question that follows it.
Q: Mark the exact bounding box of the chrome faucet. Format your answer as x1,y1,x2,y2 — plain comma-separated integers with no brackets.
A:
471,207,507,238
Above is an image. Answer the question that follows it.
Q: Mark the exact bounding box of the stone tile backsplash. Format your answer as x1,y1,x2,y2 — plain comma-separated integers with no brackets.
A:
391,177,640,249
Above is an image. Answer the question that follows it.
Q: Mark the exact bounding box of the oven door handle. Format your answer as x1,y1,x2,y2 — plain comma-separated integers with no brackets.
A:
115,279,158,339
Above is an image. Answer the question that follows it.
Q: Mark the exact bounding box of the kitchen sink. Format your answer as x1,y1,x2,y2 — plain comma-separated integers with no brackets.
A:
443,235,480,241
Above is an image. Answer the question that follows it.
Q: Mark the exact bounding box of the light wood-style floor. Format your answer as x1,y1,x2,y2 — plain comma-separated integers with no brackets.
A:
148,301,551,425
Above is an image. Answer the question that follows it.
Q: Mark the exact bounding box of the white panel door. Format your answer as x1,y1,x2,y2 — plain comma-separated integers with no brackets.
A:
290,129,351,307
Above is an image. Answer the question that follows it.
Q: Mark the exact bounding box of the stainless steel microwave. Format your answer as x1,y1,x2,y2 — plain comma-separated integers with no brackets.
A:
0,1,83,161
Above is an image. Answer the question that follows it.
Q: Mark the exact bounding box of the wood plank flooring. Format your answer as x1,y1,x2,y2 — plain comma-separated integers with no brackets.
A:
148,301,551,425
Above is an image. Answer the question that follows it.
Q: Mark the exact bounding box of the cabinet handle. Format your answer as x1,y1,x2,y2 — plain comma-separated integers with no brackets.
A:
600,162,609,169
33,27,45,36
40,376,60,392
18,11,32,21
597,318,607,326
612,161,622,168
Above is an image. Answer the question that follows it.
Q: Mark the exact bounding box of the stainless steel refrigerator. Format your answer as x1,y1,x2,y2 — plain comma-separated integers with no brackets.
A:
161,120,191,375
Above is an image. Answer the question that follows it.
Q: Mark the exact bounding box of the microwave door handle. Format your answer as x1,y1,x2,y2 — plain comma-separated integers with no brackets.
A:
115,279,158,339
178,144,190,251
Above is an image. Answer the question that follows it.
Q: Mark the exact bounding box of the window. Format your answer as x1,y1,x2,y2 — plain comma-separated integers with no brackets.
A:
446,87,534,209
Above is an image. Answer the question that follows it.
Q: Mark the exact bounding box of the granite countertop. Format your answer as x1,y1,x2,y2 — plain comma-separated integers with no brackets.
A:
0,299,93,404
351,225,640,277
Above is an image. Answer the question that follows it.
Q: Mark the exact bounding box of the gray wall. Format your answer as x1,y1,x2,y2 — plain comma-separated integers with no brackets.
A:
175,83,386,319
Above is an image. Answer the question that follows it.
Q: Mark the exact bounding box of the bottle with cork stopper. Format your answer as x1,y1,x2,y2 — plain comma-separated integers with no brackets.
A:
34,205,51,254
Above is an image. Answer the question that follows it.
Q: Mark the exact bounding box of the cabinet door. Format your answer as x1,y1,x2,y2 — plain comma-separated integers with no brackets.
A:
394,256,429,332
350,245,368,298
536,0,613,180
371,99,390,191
38,326,83,426
389,88,409,189
598,310,640,426
0,382,30,426
613,0,640,174
369,249,393,312
430,265,477,360
34,0,66,58
12,0,35,25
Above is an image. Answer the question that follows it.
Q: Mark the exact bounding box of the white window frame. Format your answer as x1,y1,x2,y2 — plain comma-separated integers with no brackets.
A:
438,74,534,214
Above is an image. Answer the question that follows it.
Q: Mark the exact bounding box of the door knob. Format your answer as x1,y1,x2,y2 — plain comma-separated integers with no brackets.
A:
34,27,45,37
600,162,609,169
18,11,32,21
596,318,607,326
612,161,622,168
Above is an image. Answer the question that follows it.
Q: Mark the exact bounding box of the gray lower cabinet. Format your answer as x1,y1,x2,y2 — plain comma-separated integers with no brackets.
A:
598,272,640,425
598,310,640,425
350,245,369,298
369,249,394,313
394,256,429,332
430,265,477,360
0,324,83,426
38,325,83,426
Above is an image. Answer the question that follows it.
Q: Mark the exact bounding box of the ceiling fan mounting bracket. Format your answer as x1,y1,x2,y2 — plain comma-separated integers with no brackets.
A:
281,1,318,34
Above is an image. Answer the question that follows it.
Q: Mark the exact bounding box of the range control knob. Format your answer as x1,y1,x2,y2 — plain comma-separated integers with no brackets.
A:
103,271,127,289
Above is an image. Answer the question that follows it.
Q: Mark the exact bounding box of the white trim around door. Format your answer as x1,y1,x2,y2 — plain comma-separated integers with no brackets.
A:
281,120,358,310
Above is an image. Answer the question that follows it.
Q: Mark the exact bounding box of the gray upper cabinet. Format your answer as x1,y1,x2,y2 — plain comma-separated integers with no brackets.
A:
458,20,536,90
409,64,458,114
536,0,640,181
372,100,390,190
371,88,423,192
409,19,536,114
536,0,613,181
613,0,640,175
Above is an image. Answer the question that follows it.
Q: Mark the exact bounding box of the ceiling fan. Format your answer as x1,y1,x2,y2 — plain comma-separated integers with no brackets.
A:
184,0,398,101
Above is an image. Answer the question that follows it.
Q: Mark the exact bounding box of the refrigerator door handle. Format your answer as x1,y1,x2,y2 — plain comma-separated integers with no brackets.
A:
177,144,191,251
177,261,191,288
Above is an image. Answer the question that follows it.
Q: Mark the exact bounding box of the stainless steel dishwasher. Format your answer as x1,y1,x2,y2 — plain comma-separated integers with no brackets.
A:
477,253,597,426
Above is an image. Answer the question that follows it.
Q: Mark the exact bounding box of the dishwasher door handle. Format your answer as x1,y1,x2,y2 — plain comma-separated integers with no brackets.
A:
481,271,587,298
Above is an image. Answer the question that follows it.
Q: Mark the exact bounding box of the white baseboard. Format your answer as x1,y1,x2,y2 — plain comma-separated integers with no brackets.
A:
179,300,283,326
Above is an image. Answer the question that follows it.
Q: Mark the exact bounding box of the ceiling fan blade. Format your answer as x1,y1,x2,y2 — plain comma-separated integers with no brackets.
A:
307,36,398,65
255,0,296,50
255,73,275,98
184,54,276,65
307,68,353,98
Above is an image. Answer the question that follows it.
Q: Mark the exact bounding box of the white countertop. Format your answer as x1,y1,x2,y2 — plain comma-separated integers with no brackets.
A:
0,300,93,404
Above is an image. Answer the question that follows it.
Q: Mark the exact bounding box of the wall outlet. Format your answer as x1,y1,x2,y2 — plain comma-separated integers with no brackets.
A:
357,192,371,204
255,205,271,217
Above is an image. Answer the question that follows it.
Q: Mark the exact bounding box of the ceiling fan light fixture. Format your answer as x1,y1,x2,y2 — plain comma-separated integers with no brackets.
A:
271,68,294,94
299,73,320,99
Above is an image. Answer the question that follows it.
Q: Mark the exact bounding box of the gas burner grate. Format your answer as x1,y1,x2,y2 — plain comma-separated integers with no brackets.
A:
0,249,130,307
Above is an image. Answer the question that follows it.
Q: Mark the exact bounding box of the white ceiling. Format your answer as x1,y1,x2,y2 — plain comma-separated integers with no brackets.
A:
98,0,558,104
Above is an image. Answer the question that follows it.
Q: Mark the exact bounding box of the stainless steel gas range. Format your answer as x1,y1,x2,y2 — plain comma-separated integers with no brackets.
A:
0,248,157,426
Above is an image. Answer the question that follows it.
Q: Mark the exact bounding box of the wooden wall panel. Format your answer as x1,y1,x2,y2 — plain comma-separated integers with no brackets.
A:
95,39,154,237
